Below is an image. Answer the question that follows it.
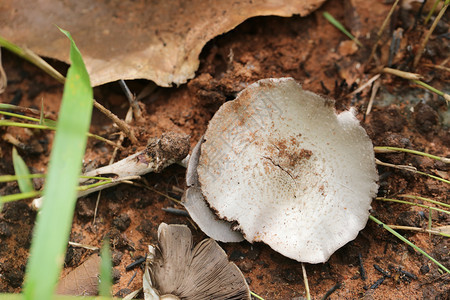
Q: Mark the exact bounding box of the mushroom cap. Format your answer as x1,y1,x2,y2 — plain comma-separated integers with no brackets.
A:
197,78,379,263
183,137,244,243
148,223,250,300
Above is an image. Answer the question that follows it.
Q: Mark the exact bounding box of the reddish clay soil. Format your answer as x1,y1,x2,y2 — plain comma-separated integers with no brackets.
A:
0,0,449,299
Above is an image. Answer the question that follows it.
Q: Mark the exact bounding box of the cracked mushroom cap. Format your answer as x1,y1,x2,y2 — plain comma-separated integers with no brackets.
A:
196,78,379,263
146,223,250,300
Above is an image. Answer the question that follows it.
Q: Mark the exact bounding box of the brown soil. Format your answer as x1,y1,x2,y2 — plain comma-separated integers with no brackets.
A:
1,0,449,299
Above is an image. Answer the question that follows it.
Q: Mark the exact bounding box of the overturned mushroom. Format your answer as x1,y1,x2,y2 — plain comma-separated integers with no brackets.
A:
144,223,250,300
185,78,378,263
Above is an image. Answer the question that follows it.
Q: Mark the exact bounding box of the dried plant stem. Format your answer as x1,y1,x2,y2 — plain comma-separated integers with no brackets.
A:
382,67,422,80
375,197,450,215
399,194,450,209
368,0,400,64
386,225,450,237
93,100,138,144
375,159,449,184
302,263,311,300
349,74,381,96
110,107,133,164
374,146,450,163
366,79,380,116
423,63,450,73
413,0,449,68
0,103,55,119
119,80,143,122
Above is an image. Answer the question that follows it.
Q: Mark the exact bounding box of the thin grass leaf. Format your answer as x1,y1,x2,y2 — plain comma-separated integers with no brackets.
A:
251,291,265,300
12,147,35,193
0,174,44,183
373,146,450,163
376,197,450,215
0,120,120,149
23,28,94,299
0,191,41,203
369,215,450,274
412,79,450,104
399,194,450,209
425,0,441,24
99,240,113,297
0,36,65,84
323,12,362,47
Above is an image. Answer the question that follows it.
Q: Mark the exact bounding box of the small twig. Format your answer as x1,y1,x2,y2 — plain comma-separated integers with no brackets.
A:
382,67,423,80
321,282,341,300
93,100,138,144
375,159,449,183
110,107,133,164
349,74,381,96
119,80,143,122
365,79,380,116
368,0,401,64
413,0,449,68
358,253,367,281
125,256,146,271
373,264,391,278
375,158,417,172
92,190,102,226
423,63,450,73
369,277,385,289
301,263,311,300
162,207,189,217
127,270,138,287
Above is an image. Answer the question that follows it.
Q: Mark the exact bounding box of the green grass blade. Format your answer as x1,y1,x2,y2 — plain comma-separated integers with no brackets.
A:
99,240,113,297
12,147,35,193
0,174,45,183
369,215,450,274
0,191,42,203
0,36,65,84
23,28,93,299
323,12,363,47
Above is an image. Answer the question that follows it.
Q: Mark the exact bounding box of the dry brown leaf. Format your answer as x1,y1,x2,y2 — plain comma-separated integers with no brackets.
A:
56,254,100,296
0,0,325,87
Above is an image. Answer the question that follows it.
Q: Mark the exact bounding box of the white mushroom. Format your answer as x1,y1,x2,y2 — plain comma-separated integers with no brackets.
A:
183,137,244,243
190,77,378,263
